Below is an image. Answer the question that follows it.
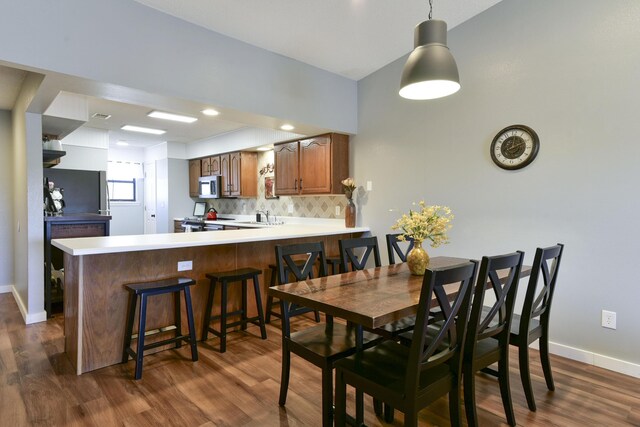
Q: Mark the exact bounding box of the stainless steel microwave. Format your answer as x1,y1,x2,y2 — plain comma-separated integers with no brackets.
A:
198,175,222,199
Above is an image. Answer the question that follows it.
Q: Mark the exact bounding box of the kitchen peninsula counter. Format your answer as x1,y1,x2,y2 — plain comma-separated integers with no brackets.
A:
54,222,368,375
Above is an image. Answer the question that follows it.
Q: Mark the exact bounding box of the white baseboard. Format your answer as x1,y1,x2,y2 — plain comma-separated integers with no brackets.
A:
10,286,47,325
0,285,12,293
548,341,640,379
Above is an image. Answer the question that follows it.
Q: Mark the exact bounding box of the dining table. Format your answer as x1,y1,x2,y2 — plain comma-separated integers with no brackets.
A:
269,256,531,331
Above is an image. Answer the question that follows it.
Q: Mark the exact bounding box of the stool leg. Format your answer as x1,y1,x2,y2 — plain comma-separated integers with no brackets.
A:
252,274,267,339
220,280,228,353
134,294,148,380
122,292,137,363
241,279,248,331
183,286,199,362
202,278,216,341
174,290,182,349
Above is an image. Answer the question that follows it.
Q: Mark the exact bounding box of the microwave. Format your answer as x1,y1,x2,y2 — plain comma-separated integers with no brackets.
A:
198,175,222,199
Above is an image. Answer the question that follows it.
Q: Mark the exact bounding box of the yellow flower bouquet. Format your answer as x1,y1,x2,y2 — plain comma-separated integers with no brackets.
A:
391,201,454,274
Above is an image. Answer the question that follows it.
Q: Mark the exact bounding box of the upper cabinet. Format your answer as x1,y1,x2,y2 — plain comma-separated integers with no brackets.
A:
188,159,201,197
201,155,221,177
274,133,349,196
220,152,257,197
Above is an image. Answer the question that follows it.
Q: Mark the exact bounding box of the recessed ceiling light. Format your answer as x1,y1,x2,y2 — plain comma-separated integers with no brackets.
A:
280,124,295,131
147,110,197,123
116,141,129,146
201,108,220,116
121,125,166,135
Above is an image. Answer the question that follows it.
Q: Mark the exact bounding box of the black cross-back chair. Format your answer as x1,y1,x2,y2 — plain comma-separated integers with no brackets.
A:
339,236,382,272
276,241,380,427
334,261,478,427
463,251,524,426
510,243,564,411
386,233,415,264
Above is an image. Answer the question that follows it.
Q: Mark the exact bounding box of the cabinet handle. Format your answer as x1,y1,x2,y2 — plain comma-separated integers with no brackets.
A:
294,179,297,191
299,179,303,190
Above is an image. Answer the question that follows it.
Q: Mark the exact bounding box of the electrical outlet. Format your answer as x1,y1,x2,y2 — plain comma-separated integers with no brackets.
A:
288,204,294,213
177,260,193,271
366,180,372,191
602,310,616,329
335,206,341,216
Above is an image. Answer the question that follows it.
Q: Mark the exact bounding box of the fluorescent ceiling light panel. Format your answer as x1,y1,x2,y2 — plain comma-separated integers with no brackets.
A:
148,110,198,123
202,108,220,116
280,124,295,131
121,125,166,135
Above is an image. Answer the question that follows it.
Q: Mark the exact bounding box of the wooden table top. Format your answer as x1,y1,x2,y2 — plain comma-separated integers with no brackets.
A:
268,256,531,329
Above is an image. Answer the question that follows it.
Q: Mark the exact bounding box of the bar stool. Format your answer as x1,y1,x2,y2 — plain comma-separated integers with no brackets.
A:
202,267,267,353
265,262,321,324
122,277,198,380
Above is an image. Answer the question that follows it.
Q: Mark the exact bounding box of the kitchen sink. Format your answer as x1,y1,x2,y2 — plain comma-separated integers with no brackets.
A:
236,220,285,226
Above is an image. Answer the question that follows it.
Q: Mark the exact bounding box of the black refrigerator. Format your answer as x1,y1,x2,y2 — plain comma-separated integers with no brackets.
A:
43,168,108,214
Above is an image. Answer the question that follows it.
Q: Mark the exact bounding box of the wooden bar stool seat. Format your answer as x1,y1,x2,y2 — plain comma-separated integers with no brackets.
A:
202,267,267,353
122,277,198,380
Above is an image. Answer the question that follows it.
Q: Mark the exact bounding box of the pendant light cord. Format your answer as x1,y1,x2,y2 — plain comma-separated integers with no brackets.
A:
428,0,433,20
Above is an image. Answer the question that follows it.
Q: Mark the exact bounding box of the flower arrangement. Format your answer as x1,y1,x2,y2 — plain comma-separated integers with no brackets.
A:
342,177,356,199
391,201,453,248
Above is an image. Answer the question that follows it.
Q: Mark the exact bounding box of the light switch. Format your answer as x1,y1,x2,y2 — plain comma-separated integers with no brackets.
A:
288,204,294,213
335,206,341,216
366,181,372,191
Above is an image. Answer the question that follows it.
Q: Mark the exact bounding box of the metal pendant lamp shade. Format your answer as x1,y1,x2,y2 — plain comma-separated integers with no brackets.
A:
399,19,460,100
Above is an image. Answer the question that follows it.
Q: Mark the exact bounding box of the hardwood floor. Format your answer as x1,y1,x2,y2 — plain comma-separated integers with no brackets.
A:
1,293,639,426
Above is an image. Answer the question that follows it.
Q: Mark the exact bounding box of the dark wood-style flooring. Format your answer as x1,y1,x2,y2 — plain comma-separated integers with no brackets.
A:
1,293,639,426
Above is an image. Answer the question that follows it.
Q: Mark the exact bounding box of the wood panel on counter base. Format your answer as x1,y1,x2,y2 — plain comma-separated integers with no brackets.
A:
2,294,640,426
64,233,354,375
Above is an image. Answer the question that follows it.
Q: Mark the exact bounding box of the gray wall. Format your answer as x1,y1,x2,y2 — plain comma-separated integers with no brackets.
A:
0,110,13,291
354,0,640,367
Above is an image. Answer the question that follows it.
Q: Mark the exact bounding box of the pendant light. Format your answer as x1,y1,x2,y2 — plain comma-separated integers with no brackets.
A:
399,0,460,100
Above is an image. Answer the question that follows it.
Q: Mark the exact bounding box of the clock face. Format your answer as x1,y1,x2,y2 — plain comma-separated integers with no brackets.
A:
490,125,539,170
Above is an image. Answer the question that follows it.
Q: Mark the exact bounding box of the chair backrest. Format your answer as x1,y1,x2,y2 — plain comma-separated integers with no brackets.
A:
339,236,382,272
465,251,524,358
275,241,327,285
405,261,478,394
519,243,564,336
275,242,328,337
386,233,415,264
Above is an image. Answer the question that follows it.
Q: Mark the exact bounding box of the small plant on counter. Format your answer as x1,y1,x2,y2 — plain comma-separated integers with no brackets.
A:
342,177,356,199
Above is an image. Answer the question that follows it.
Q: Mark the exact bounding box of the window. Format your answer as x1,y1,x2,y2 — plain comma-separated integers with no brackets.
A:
107,160,143,203
107,179,136,202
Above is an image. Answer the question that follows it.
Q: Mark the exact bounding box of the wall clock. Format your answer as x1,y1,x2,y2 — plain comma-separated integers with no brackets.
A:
490,124,539,170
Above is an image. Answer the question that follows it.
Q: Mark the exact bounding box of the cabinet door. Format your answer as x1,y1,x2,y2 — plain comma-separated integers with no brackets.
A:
238,152,257,197
210,156,221,176
189,159,201,197
274,142,299,195
201,157,211,176
220,154,230,196
300,136,332,194
229,152,241,196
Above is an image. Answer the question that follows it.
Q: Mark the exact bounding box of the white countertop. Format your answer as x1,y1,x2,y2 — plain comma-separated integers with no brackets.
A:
52,222,369,256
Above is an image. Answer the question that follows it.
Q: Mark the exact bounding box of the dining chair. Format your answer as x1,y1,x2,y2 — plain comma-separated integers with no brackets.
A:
338,236,381,272
463,251,524,427
276,241,380,427
510,243,564,411
386,233,415,264
334,261,478,427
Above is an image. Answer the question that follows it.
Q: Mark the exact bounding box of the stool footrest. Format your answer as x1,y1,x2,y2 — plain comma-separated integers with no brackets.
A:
125,334,193,358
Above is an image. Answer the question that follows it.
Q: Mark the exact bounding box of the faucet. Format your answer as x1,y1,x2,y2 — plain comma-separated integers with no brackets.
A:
256,209,270,223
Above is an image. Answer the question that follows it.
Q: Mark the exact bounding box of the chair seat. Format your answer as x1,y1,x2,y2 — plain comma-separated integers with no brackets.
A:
289,323,382,361
206,267,261,281
510,313,541,336
335,340,452,397
125,277,195,294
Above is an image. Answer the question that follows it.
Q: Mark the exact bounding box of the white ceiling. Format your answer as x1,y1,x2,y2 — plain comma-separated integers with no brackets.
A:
133,0,504,80
2,1,504,148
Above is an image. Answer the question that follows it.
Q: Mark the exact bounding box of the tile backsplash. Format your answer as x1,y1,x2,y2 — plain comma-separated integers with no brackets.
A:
208,151,349,219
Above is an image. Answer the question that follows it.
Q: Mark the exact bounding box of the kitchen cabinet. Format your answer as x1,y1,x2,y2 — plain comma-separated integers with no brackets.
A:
201,157,211,176
188,159,201,197
201,156,221,177
220,152,257,197
274,133,349,196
